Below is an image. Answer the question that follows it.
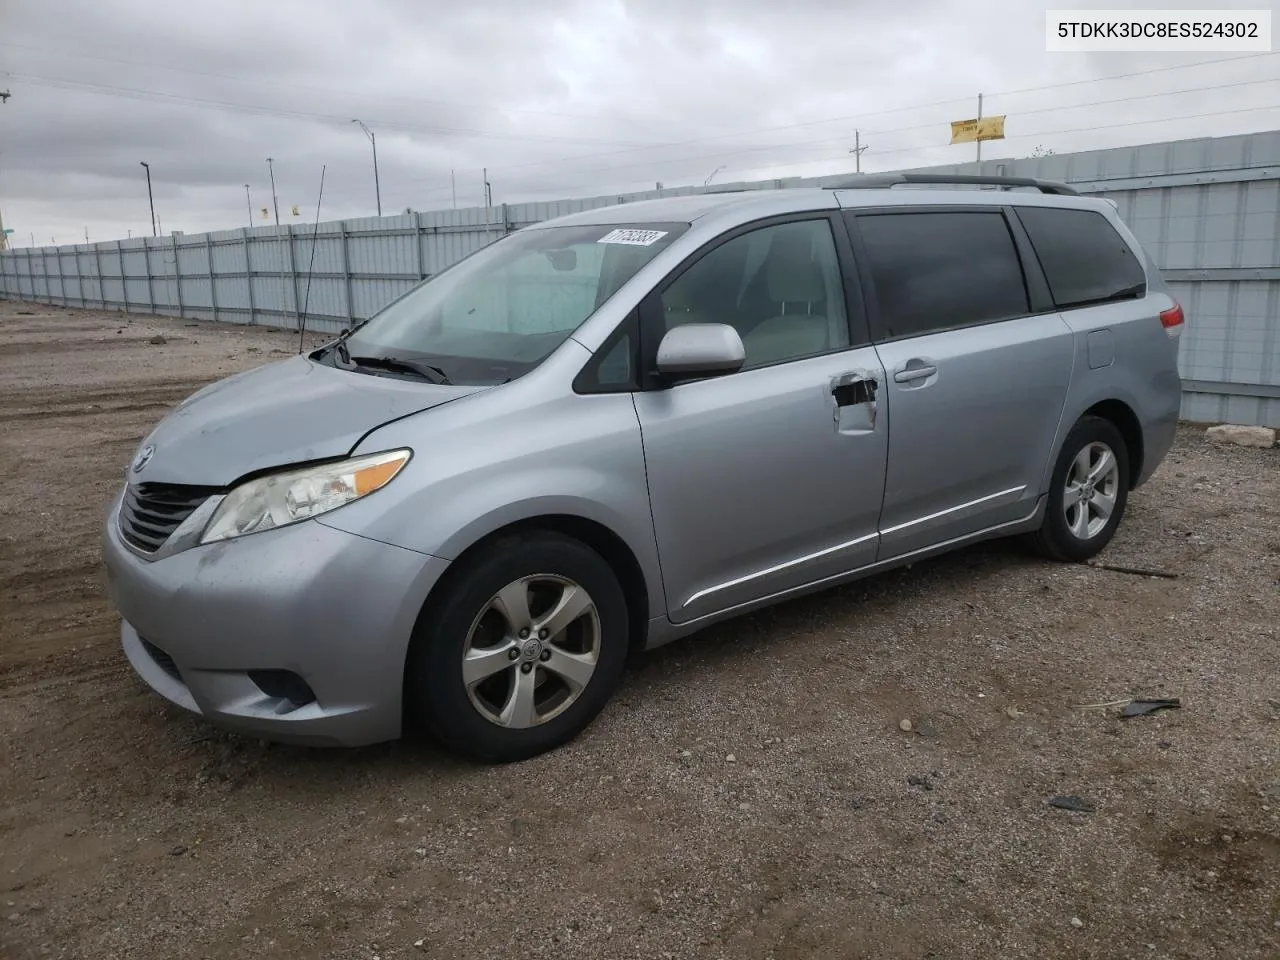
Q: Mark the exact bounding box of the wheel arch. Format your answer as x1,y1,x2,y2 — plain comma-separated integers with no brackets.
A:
1081,398,1144,489
406,512,655,671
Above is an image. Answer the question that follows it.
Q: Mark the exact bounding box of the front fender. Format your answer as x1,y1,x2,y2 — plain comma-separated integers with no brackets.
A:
314,382,667,626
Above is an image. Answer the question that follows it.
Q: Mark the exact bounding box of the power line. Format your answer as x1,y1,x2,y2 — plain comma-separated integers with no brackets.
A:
7,51,1276,165
3,72,682,149
370,79,1280,201
392,51,1280,182
343,102,1280,211
0,40,730,129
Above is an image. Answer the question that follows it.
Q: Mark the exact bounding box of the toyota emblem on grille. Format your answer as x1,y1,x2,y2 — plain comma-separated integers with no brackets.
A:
132,444,155,473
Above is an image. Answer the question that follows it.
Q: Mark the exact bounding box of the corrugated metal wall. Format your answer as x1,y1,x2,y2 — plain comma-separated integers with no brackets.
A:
3,131,1278,426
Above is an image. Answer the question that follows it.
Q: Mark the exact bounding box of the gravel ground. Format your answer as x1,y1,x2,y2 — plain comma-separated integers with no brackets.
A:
1,301,1278,960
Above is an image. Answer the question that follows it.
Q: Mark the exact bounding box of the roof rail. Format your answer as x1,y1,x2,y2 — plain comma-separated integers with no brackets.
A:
825,173,1079,197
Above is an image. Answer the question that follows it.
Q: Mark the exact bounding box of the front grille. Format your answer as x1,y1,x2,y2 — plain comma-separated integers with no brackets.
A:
140,637,182,682
119,482,220,553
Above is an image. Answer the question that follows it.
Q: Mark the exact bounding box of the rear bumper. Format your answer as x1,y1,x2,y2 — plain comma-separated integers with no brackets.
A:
103,491,450,747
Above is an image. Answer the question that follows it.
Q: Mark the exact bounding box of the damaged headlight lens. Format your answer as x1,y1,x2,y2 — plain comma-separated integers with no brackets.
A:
200,449,411,544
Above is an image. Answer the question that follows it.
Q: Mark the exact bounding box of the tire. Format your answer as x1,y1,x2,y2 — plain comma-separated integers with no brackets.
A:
1027,415,1130,563
405,532,629,763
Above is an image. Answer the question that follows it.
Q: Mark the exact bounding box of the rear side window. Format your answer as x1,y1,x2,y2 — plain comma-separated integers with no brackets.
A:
1016,206,1146,309
854,211,1030,340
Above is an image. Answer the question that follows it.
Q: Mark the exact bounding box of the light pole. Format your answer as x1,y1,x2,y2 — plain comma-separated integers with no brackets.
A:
266,158,280,225
139,161,156,236
244,184,253,227
351,119,381,217
704,165,725,187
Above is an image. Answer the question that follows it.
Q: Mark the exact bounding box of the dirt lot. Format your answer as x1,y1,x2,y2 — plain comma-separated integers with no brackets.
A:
1,300,1277,960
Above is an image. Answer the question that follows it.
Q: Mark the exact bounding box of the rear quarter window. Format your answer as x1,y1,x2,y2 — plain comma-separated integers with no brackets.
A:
853,210,1031,339
1015,206,1147,309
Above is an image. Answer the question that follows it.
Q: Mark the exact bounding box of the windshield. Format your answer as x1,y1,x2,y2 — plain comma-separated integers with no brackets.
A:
336,221,689,385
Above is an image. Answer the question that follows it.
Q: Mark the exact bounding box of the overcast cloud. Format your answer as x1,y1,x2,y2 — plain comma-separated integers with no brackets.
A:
1,0,1278,244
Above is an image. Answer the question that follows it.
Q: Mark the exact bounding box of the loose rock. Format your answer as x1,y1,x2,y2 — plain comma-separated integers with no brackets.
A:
1206,424,1276,449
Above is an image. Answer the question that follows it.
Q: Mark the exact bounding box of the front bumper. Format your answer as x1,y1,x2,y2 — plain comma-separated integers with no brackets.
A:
103,491,450,747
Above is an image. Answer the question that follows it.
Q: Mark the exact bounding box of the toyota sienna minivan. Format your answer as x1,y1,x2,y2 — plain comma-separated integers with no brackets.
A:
103,174,1184,762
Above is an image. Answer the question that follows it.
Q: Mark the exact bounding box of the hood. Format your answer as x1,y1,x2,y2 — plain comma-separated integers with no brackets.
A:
129,355,483,487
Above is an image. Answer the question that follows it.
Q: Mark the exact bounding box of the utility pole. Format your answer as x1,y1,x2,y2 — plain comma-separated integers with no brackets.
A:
351,119,382,217
451,169,457,209
976,93,984,168
244,184,253,227
266,157,280,225
483,168,492,207
849,130,869,173
140,161,156,236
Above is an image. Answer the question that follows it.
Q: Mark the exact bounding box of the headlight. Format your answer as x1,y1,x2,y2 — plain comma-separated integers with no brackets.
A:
200,449,411,544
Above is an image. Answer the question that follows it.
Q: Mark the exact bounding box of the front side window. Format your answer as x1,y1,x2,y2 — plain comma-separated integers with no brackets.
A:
854,211,1031,340
658,218,851,370
1015,206,1147,309
339,222,687,385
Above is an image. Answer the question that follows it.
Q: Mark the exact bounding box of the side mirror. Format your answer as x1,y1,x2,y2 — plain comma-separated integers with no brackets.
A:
655,323,746,381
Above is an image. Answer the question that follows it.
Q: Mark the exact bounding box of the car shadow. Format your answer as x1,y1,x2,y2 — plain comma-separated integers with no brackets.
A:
137,535,1046,794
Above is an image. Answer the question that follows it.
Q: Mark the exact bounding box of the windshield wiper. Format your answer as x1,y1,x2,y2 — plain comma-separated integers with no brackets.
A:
348,354,451,384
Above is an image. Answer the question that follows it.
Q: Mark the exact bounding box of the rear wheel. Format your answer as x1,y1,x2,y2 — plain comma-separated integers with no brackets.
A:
1028,415,1130,562
405,532,629,762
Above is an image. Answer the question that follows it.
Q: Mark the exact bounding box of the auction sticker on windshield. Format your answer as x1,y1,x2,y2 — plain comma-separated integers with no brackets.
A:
597,228,668,246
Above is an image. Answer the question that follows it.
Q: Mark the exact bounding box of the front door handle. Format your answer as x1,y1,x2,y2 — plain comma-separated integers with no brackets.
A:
893,362,937,384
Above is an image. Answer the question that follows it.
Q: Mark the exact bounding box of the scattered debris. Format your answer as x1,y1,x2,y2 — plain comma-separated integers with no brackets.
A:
914,719,940,739
725,754,736,763
1077,696,1182,716
907,774,934,791
168,844,188,856
899,719,913,732
1070,916,1084,928
1087,562,1180,579
1076,698,1135,711
148,334,166,345
1004,706,1025,719
1049,795,1096,813
1120,698,1181,719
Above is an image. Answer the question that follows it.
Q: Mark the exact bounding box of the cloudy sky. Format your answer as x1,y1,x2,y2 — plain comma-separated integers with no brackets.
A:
1,0,1278,245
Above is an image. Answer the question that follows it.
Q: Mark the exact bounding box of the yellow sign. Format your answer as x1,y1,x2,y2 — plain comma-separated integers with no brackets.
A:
950,115,1006,145
291,205,300,217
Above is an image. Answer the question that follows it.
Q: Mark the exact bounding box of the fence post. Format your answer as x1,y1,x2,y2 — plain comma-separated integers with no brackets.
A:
286,225,300,330
206,234,218,322
143,238,155,311
173,234,185,319
92,243,105,309
243,228,256,326
118,241,129,314
414,214,426,279
53,248,64,304
341,222,355,326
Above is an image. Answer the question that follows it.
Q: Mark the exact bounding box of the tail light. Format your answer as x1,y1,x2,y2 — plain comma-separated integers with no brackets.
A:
1160,302,1184,338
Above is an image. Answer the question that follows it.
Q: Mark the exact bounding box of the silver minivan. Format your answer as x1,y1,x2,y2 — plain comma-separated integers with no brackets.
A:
103,174,1184,761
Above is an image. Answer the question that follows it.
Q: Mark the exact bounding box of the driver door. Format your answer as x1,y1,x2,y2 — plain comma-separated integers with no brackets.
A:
632,214,889,624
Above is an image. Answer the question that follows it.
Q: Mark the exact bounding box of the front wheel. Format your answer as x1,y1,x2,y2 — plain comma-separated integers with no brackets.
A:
405,532,630,762
1028,415,1130,562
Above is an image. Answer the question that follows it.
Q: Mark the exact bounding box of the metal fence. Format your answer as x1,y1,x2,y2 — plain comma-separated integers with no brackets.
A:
3,130,1279,427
